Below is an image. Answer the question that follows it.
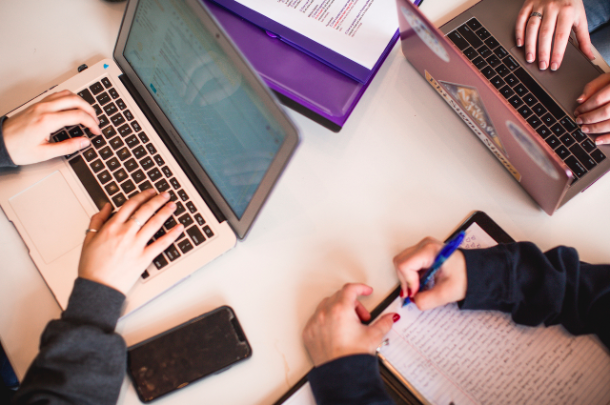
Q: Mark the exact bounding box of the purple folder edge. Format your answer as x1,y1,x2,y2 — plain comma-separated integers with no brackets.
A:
204,0,421,131
268,38,395,132
209,0,389,83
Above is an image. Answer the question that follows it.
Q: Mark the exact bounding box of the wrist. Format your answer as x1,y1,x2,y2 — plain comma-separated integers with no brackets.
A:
78,264,128,296
0,116,17,167
63,278,126,332
454,249,468,301
311,344,376,367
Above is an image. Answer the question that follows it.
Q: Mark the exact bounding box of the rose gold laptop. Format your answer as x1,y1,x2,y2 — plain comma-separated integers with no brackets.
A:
397,0,610,214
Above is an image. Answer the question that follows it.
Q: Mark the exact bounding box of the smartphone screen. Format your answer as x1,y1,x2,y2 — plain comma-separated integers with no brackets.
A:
127,306,251,402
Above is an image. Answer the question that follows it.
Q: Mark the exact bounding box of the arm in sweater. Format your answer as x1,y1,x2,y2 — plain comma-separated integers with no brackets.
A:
461,242,610,349
12,278,126,405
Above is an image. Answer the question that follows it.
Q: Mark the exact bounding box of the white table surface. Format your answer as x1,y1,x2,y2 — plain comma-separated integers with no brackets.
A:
1,0,610,404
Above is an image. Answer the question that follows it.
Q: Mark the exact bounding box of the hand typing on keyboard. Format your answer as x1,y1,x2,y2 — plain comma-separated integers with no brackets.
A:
575,72,610,145
449,17,607,181
2,90,101,165
515,0,594,71
78,189,184,295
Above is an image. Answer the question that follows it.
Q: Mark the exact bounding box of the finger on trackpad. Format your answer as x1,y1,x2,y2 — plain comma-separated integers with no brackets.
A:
9,171,90,264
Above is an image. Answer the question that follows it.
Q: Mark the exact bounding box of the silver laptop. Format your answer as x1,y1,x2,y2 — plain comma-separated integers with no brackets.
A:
0,0,299,315
397,0,610,214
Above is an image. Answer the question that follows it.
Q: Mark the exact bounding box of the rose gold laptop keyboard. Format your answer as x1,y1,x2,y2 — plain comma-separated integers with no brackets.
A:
447,18,606,184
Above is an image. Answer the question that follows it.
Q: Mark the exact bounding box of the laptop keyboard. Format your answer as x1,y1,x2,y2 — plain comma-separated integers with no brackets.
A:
51,77,215,280
447,18,606,183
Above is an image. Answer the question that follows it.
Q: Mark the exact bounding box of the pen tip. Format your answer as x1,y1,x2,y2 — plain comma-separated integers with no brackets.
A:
402,297,410,307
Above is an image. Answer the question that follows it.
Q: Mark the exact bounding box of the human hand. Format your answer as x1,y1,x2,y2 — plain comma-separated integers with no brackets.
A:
2,90,101,165
393,237,467,311
302,283,399,367
515,0,593,71
78,189,184,295
574,73,610,145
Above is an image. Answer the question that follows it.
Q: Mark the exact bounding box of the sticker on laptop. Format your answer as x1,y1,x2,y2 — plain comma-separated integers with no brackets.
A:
506,121,560,180
425,71,521,181
400,6,449,63
440,81,507,156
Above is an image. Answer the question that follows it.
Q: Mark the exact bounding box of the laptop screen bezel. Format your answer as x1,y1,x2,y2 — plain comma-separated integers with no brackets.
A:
112,0,299,239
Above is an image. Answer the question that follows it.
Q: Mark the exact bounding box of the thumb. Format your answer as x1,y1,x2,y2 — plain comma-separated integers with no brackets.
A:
367,312,396,345
577,74,610,105
44,137,91,160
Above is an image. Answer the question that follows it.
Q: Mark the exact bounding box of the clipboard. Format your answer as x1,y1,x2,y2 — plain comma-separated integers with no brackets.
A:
203,0,422,132
273,211,513,405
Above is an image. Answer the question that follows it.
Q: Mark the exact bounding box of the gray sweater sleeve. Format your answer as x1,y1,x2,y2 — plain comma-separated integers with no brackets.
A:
0,116,17,168
12,278,127,405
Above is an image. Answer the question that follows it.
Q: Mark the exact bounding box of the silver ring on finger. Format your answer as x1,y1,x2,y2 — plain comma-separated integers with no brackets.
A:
530,11,543,19
85,228,98,234
130,216,144,229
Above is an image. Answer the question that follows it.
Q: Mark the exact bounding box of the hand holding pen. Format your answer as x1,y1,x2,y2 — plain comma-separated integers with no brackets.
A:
393,233,468,311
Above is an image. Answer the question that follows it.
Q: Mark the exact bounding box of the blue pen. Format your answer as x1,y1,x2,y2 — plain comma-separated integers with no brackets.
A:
402,231,466,307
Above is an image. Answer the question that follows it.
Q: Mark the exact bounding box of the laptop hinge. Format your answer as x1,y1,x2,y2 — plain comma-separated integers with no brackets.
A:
118,74,226,225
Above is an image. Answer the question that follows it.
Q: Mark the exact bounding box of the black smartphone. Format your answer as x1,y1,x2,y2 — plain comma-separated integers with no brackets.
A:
127,306,252,402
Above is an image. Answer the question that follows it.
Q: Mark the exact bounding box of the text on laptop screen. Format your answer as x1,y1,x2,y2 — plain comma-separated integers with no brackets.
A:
124,0,285,218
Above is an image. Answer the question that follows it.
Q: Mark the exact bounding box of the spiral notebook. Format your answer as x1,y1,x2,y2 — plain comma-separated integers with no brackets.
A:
274,211,610,405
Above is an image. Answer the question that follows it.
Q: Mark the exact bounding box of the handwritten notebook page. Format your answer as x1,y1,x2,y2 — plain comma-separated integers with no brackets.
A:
379,223,610,405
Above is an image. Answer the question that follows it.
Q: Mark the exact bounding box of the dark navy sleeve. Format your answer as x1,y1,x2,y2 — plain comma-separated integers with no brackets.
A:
461,242,610,349
0,116,17,168
12,278,127,405
308,354,394,405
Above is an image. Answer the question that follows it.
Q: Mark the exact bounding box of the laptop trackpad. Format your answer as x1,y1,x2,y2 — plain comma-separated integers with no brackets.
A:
9,171,90,264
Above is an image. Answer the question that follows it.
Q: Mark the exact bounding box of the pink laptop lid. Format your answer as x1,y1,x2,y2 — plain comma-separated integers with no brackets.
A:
396,0,571,215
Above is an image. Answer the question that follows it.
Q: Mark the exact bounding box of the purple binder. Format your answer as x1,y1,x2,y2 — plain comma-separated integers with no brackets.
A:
204,0,421,131
209,0,398,83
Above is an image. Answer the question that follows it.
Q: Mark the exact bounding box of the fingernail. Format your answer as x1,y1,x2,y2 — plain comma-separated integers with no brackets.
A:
539,61,547,70
96,117,100,125
517,38,523,47
582,126,589,133
407,287,413,297
80,139,90,148
392,313,401,323
595,138,605,145
576,117,583,124
526,52,534,62
576,95,585,103
550,62,558,71
399,289,404,298
162,191,170,199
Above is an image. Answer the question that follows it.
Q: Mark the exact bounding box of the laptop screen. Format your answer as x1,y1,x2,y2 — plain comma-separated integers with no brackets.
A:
123,0,286,219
